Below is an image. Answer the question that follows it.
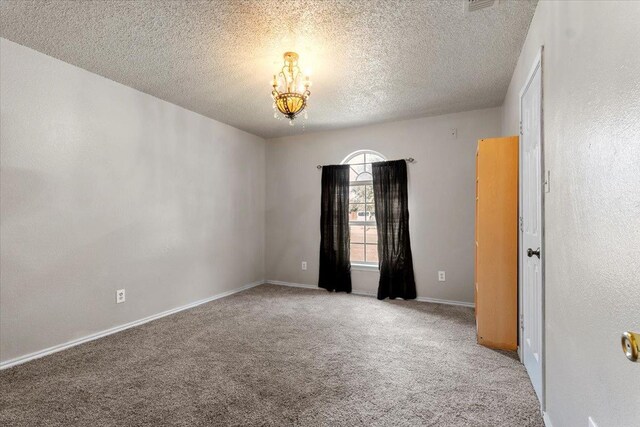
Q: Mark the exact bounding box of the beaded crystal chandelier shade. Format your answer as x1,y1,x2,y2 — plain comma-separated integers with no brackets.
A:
271,52,311,125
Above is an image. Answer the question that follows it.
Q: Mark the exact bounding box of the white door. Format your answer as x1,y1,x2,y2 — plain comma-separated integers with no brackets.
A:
520,50,543,402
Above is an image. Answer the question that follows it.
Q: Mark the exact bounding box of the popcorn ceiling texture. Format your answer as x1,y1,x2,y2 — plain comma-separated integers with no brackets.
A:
0,0,537,138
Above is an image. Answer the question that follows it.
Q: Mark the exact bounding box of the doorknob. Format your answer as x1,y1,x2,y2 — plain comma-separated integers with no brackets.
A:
621,331,639,362
527,247,540,258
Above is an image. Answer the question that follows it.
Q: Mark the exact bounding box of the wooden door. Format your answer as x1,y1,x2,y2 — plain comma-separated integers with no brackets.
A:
475,136,518,350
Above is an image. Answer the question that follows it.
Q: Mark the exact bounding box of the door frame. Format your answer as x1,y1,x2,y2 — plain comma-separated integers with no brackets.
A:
518,46,546,410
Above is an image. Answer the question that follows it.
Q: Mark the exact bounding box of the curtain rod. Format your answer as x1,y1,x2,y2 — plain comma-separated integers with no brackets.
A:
316,158,415,169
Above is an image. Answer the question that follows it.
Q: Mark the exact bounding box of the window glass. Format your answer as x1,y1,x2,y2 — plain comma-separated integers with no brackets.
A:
341,150,386,266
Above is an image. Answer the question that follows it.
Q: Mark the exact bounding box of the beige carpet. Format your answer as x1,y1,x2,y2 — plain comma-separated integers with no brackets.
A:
0,284,543,426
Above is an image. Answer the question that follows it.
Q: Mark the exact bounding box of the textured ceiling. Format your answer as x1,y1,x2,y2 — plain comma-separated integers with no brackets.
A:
0,0,537,138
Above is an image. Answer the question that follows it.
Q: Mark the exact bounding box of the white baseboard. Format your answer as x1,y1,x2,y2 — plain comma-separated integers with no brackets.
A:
0,280,264,370
266,280,475,308
266,280,318,290
543,412,553,427
416,295,474,308
3,280,473,370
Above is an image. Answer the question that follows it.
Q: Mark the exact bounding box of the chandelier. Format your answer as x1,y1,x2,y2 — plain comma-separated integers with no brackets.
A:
271,52,311,125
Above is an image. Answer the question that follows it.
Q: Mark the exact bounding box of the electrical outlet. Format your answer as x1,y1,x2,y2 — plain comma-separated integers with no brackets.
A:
301,261,307,271
438,271,446,282
450,128,457,139
116,289,125,304
588,417,598,427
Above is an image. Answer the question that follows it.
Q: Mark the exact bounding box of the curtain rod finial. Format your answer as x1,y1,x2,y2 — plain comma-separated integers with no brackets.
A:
317,165,322,169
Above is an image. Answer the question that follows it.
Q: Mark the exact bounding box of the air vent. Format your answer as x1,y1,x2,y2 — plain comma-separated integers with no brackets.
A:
465,0,497,13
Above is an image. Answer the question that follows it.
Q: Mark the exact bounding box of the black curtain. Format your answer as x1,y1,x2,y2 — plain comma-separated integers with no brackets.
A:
318,165,352,293
372,160,417,300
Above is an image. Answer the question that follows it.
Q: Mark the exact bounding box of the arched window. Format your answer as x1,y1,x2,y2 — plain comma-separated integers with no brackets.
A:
341,150,386,266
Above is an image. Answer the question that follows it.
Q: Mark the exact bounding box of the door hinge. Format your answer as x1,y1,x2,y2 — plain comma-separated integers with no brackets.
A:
520,314,524,330
544,170,551,193
519,121,523,136
519,216,523,232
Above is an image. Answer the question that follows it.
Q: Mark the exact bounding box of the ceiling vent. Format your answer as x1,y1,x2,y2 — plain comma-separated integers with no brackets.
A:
465,0,498,13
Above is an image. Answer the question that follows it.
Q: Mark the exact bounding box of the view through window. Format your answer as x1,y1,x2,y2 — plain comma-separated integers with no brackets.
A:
342,150,385,266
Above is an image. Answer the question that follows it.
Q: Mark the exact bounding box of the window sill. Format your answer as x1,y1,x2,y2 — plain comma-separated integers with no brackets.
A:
351,263,379,272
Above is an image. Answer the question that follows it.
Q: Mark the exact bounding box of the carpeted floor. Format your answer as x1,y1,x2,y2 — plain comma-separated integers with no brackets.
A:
0,284,543,426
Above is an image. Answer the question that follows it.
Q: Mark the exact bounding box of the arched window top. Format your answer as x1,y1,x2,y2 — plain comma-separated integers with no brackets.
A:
341,150,386,182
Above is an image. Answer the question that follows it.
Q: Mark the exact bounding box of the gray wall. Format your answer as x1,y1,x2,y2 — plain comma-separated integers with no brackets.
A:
501,1,640,426
266,108,502,303
0,39,266,364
